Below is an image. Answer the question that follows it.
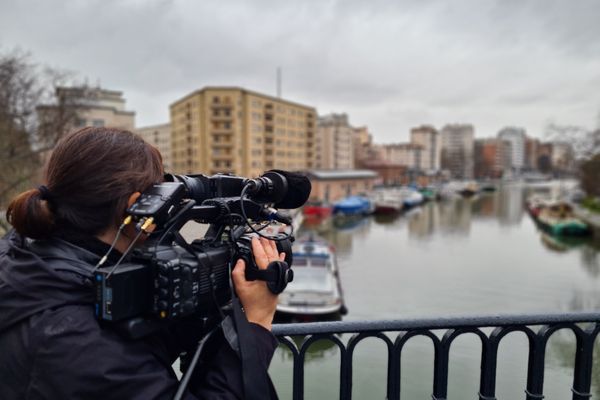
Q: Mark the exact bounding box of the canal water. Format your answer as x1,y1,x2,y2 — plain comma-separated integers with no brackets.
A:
268,182,600,399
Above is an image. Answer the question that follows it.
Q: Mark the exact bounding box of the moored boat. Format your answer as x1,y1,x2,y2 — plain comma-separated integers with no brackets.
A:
458,181,479,197
391,187,424,209
277,235,346,316
525,196,548,218
536,202,590,237
332,196,373,216
304,200,332,218
480,182,497,192
419,187,437,201
371,191,403,214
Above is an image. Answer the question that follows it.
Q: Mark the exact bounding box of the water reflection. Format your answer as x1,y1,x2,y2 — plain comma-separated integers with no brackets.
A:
269,183,600,399
300,183,600,272
273,312,343,366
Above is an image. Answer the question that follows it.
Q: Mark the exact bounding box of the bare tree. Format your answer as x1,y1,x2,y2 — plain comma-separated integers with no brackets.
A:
0,49,89,232
546,123,599,160
545,122,600,197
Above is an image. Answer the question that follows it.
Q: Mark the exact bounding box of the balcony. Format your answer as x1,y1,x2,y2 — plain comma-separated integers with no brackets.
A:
211,114,233,122
211,126,234,134
212,154,233,161
211,140,234,148
210,102,233,110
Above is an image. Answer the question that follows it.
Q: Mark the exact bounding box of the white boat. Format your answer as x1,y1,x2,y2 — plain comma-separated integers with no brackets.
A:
277,236,346,316
370,190,403,214
391,187,424,209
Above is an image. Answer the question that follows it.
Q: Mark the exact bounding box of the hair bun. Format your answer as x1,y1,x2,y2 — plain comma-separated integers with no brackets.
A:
6,188,55,239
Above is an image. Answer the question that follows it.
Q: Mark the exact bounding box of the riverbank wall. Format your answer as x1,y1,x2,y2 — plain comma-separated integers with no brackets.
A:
574,204,600,237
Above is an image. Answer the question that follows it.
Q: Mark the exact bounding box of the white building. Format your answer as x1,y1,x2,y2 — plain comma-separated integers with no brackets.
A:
410,125,441,172
497,127,526,172
440,124,475,179
137,123,172,171
315,113,355,170
379,143,423,170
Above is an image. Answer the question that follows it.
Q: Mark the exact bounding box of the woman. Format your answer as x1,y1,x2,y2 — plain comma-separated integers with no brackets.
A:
0,127,281,399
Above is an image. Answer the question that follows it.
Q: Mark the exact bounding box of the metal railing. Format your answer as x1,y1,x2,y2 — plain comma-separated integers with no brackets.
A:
272,312,600,400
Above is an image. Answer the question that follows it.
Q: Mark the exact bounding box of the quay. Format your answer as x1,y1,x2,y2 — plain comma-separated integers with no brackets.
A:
573,204,600,237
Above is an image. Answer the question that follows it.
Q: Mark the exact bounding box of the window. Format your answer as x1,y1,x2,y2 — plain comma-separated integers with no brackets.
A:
75,118,86,127
92,119,104,127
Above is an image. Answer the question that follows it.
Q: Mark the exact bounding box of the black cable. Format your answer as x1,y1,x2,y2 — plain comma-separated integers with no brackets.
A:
91,218,129,273
239,184,293,242
173,326,219,400
105,228,145,279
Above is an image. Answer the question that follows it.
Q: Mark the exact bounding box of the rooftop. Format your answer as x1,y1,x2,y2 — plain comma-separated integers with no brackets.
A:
304,169,378,180
170,86,316,111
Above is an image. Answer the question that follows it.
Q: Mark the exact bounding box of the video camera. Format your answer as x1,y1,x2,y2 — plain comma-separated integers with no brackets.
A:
93,170,311,338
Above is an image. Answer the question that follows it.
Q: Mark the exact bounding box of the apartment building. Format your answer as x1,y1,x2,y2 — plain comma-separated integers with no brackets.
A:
137,123,172,171
410,125,441,172
38,86,135,131
474,138,512,179
380,143,423,170
440,124,475,179
170,87,317,177
497,127,526,172
315,113,354,170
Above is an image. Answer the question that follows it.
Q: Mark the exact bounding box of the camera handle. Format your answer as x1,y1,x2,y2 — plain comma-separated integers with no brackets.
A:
243,260,294,294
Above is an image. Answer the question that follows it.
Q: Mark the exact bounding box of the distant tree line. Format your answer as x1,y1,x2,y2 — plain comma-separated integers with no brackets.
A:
546,123,600,198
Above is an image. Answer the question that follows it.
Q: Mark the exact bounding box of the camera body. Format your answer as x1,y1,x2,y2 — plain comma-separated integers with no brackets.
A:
93,171,308,338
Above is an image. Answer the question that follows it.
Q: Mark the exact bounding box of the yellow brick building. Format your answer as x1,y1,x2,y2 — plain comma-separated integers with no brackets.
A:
170,87,316,177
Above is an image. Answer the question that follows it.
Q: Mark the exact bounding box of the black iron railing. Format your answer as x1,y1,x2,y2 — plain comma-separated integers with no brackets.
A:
272,312,600,400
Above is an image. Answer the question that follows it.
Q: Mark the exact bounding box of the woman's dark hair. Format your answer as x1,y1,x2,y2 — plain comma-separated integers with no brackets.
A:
7,127,164,239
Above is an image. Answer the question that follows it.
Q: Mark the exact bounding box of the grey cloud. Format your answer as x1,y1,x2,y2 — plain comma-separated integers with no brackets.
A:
1,0,599,142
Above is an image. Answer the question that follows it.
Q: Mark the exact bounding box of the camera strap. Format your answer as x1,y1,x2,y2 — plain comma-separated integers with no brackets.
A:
229,297,278,400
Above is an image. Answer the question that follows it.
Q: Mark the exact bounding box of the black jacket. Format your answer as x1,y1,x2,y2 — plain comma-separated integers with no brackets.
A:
0,230,278,400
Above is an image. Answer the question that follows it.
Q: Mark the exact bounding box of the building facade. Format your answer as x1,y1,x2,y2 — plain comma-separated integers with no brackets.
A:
410,125,441,172
474,138,512,179
497,127,526,172
525,137,540,170
303,170,377,203
379,143,423,170
48,86,135,131
315,113,355,170
170,87,316,176
440,124,475,179
352,126,378,168
137,123,172,171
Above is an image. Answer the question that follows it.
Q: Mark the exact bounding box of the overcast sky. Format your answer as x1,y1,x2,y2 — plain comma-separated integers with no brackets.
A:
1,0,599,142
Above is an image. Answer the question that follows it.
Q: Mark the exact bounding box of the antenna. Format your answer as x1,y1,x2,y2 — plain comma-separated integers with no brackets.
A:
276,67,282,98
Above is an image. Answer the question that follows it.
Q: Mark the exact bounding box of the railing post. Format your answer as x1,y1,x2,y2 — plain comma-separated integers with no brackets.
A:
571,324,597,400
478,327,500,400
525,326,550,400
432,329,452,400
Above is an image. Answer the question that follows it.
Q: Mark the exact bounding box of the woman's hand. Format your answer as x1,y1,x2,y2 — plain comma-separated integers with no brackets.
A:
232,237,285,331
